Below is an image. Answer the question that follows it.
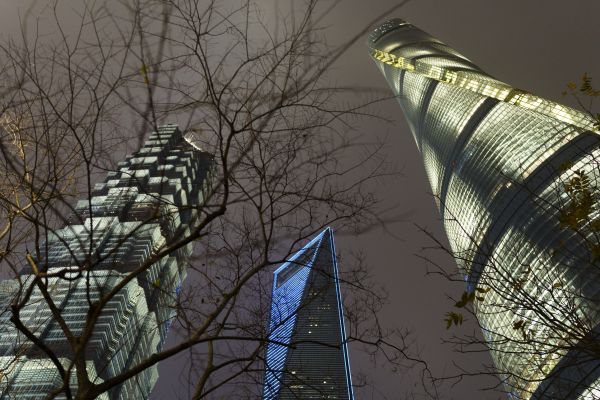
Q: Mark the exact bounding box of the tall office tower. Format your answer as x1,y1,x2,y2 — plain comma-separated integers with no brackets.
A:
262,228,354,400
369,19,600,400
0,125,211,399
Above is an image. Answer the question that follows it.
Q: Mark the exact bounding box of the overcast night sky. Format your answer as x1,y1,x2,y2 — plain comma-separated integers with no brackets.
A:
3,1,600,399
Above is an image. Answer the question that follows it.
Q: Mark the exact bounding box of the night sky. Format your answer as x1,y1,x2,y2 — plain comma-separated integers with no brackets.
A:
3,1,600,399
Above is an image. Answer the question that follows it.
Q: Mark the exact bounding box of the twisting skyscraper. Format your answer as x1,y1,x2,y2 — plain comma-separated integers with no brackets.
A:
263,228,354,400
0,125,211,399
370,19,600,399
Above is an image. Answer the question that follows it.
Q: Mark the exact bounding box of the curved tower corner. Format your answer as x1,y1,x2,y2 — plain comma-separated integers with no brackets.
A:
369,19,600,399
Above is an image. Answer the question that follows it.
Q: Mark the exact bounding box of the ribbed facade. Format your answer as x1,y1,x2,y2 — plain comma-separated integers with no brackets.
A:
262,228,354,400
370,19,600,399
0,125,211,399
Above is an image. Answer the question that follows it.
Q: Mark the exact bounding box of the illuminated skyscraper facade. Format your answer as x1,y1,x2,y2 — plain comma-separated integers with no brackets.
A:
0,125,211,399
263,228,354,399
370,19,600,399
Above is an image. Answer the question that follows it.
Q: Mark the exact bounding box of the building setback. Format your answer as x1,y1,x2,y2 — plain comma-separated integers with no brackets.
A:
0,125,211,399
263,228,354,399
369,19,600,399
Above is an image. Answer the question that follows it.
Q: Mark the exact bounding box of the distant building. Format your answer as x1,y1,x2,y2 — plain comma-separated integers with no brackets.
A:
369,18,600,399
263,228,354,399
0,125,211,399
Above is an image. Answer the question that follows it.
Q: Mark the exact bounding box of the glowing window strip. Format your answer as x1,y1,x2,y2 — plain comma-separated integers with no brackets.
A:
369,48,597,134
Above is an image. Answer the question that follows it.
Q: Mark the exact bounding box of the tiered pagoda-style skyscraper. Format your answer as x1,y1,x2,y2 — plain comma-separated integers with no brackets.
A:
263,228,354,399
370,19,600,399
0,125,211,399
